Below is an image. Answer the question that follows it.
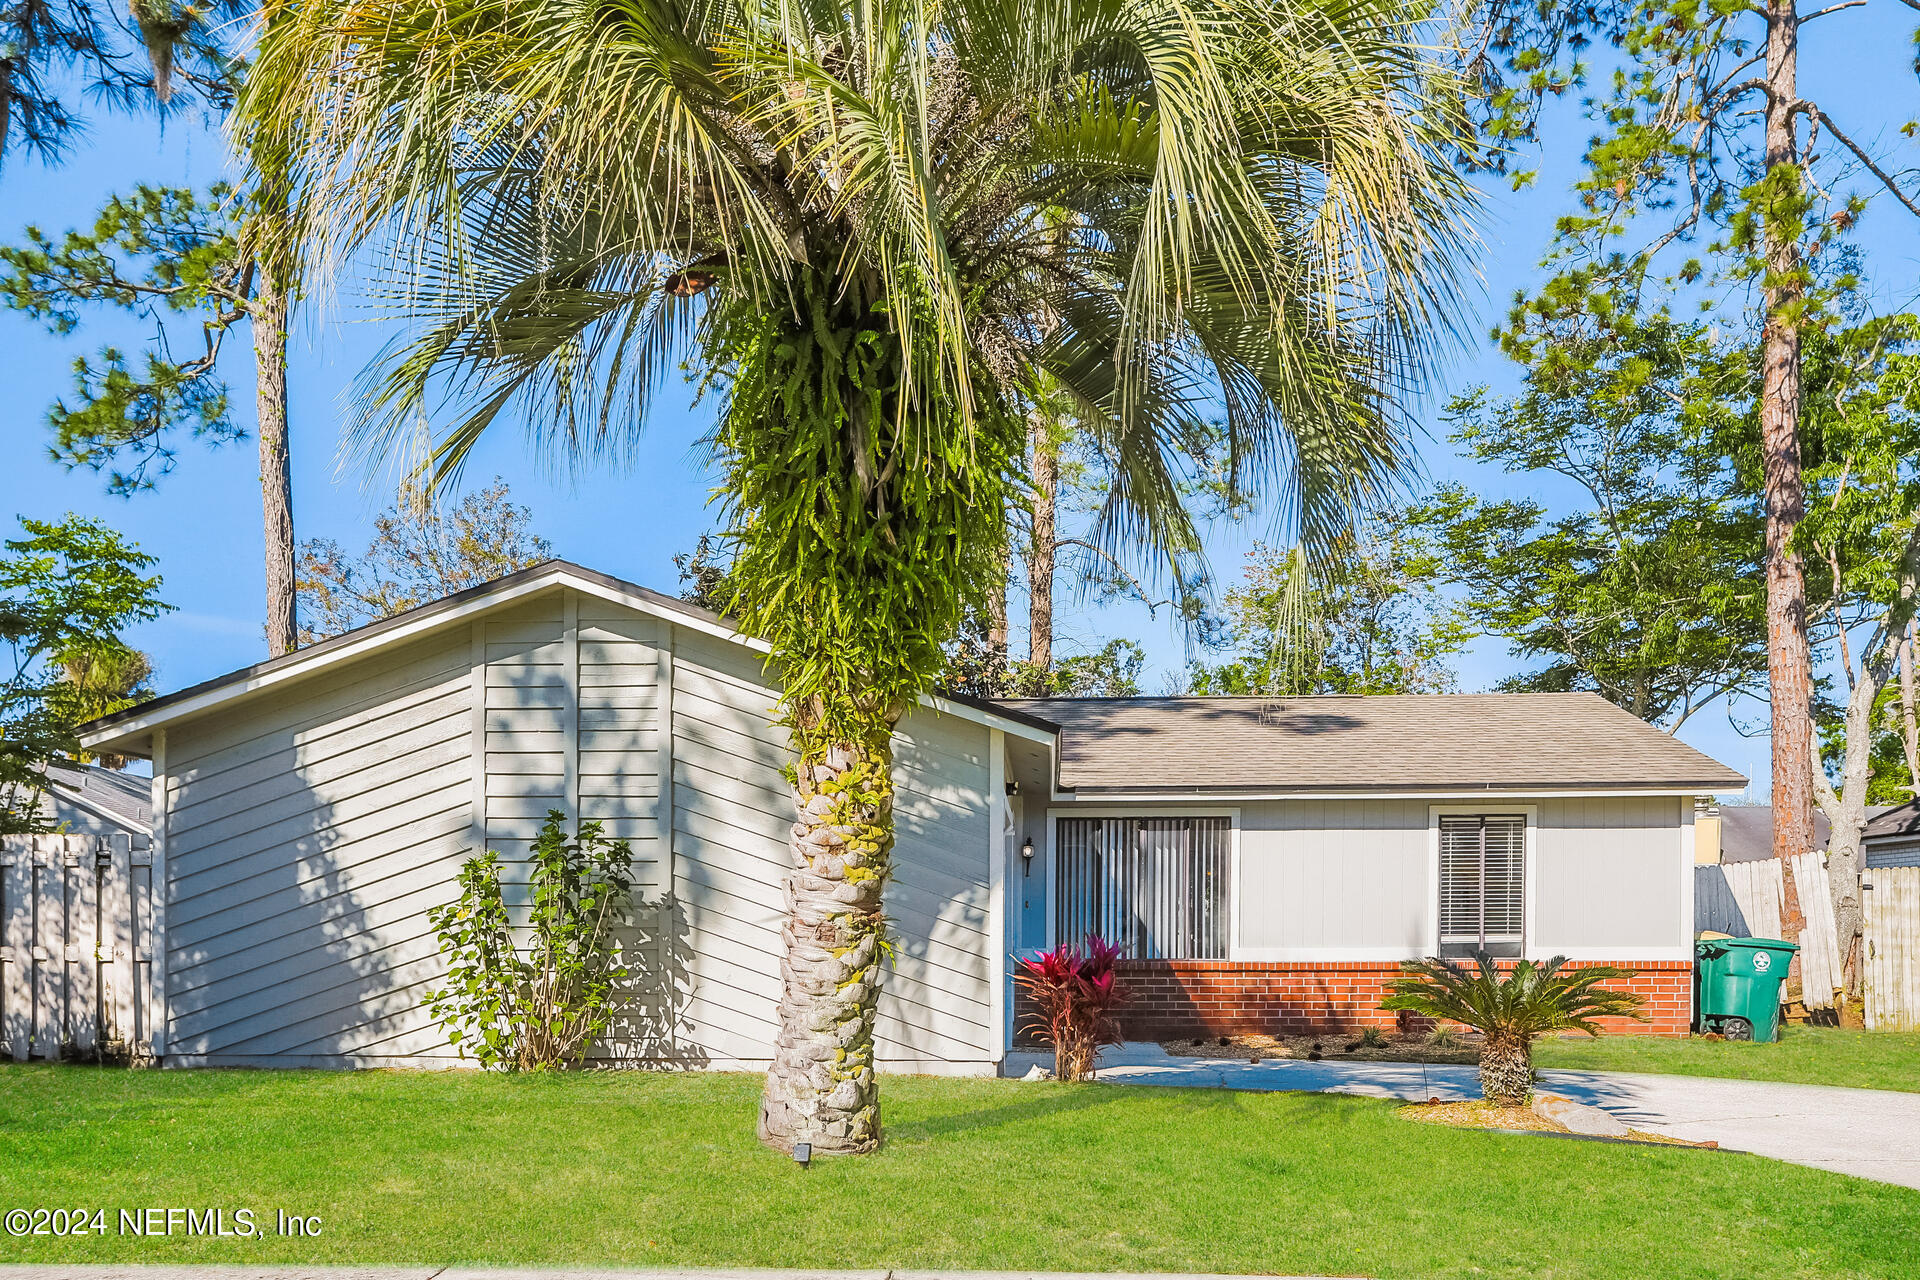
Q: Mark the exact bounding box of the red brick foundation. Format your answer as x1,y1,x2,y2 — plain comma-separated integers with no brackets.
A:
1021,959,1693,1041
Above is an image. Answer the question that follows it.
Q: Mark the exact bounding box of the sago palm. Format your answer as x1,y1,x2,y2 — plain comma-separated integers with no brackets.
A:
1382,953,1646,1106
237,0,1477,1154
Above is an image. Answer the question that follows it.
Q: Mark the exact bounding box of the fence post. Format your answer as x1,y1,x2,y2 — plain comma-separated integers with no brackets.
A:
2,837,30,1061
65,836,97,1056
101,836,135,1055
32,843,61,1059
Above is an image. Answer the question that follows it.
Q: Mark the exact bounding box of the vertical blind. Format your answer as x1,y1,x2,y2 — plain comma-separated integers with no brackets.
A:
1438,814,1525,957
1055,817,1231,959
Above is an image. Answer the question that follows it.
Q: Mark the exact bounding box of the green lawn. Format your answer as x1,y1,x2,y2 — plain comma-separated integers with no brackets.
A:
2,1066,1916,1278
1536,1024,1920,1093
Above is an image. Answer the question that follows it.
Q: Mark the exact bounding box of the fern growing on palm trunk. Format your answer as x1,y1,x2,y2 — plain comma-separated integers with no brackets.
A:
240,0,1479,1154
1382,954,1646,1107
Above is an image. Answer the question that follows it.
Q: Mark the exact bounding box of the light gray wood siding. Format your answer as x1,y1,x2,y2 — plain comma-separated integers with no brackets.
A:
164,630,475,1064
1237,799,1430,957
663,627,994,1070
157,585,996,1071
1063,794,1688,961
1532,795,1687,953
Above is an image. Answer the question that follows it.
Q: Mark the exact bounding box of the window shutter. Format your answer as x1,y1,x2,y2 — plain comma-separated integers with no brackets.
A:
1438,814,1525,957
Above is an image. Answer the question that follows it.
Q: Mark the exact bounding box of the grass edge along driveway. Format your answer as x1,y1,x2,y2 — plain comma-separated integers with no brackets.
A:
1534,1023,1920,1092
4,1066,1917,1279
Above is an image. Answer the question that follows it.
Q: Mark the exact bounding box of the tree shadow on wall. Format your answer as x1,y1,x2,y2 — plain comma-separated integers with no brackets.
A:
595,889,706,1068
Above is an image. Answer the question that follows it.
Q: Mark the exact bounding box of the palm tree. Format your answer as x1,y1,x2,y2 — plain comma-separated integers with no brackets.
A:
1382,954,1646,1106
237,0,1476,1155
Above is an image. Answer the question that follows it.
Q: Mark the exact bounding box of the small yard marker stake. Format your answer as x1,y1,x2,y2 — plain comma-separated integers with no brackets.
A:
793,1142,811,1167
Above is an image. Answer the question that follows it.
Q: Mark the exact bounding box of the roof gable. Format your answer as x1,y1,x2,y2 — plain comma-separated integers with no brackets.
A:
78,561,1052,756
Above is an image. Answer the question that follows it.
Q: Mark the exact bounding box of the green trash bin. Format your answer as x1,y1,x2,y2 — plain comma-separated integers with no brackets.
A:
1694,937,1798,1042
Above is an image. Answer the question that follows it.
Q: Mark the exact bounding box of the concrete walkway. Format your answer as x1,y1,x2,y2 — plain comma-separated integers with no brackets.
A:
1007,1043,1920,1191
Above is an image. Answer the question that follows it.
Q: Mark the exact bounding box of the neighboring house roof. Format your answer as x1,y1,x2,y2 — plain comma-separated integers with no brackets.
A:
1717,802,1905,861
36,760,151,835
76,559,1056,759
1867,800,1920,844
1717,804,1831,863
993,692,1745,795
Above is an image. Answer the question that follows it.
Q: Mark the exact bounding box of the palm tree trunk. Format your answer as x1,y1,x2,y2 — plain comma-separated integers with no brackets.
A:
1479,1031,1533,1108
1761,0,1812,978
1028,417,1056,674
253,271,298,657
759,737,892,1155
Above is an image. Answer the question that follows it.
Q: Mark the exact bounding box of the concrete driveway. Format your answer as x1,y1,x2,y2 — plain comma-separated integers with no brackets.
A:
1008,1043,1920,1191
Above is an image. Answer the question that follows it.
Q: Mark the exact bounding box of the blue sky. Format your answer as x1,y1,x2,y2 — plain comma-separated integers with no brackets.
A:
4,7,1919,796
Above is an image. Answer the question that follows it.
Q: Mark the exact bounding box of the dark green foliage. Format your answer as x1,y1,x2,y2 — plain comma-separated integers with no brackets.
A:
1410,310,1767,727
0,515,169,831
425,811,636,1071
945,624,1144,699
1383,953,1647,1041
0,183,251,492
707,271,1023,752
673,533,733,617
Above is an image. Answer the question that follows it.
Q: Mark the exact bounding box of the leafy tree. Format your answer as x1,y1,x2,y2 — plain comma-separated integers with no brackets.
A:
1412,313,1766,729
1,177,305,655
295,478,552,644
1190,525,1467,697
1779,312,1920,1009
1382,954,1646,1107
946,625,1144,700
0,515,169,832
54,644,155,769
3,0,310,658
240,0,1476,1154
1454,0,1920,880
672,533,733,617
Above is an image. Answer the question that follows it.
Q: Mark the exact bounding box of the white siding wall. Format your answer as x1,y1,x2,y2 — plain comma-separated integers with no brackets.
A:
1532,795,1688,955
164,631,475,1065
1093,793,1690,962
1236,799,1429,958
159,585,996,1071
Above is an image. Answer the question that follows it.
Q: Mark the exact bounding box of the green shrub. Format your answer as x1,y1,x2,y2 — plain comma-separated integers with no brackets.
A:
1382,953,1645,1106
1354,1025,1389,1048
425,810,636,1070
1426,1024,1463,1049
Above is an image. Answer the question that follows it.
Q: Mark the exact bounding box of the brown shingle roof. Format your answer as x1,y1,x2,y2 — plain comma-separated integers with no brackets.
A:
992,692,1745,794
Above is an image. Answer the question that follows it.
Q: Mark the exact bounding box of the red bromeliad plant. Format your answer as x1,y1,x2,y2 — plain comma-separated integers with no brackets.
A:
1015,935,1128,1081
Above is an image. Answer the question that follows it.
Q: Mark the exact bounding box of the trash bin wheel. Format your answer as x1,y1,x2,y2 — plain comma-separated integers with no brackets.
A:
1723,1016,1753,1041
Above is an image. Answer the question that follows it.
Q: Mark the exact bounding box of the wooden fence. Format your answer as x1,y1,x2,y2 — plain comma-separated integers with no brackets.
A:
1866,865,1920,1031
1694,853,1846,1010
0,835,159,1061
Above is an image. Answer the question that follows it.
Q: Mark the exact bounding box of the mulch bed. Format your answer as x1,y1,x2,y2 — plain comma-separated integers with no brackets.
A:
1398,1099,1712,1148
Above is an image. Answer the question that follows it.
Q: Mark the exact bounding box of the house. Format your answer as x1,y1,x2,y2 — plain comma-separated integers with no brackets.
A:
30,760,153,840
1866,801,1920,866
78,560,1743,1072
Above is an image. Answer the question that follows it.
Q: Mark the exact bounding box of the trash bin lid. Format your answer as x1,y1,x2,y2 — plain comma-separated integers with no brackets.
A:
1718,937,1800,953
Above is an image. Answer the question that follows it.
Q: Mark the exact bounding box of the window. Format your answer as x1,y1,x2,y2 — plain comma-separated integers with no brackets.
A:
1438,814,1525,958
1055,817,1231,959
